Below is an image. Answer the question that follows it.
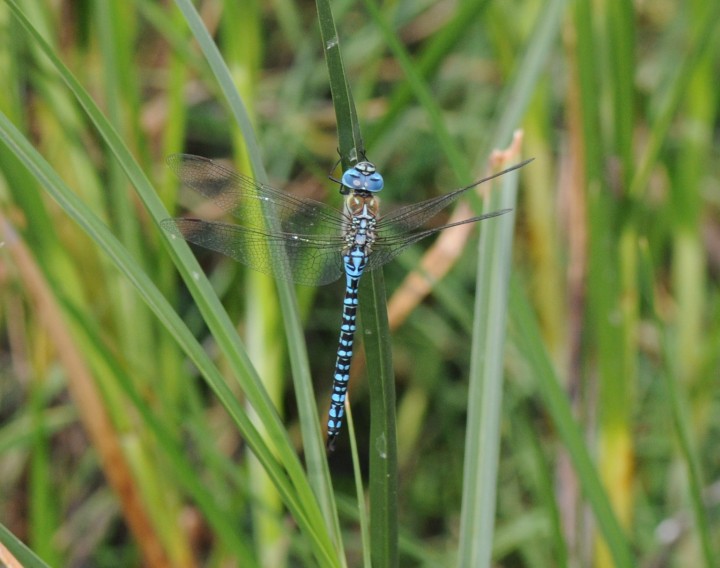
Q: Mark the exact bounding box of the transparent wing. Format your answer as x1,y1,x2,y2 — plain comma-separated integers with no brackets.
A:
164,155,526,282
377,159,531,232
161,218,346,286
167,154,348,235
366,209,511,271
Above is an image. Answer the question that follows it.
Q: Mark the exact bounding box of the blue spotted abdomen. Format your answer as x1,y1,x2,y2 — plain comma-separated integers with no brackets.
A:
326,247,366,450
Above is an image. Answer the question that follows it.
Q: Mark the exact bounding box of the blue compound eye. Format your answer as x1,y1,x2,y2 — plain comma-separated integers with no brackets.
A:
365,172,384,192
340,169,361,189
341,162,384,192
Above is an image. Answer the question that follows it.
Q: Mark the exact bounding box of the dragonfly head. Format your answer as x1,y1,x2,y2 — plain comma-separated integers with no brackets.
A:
340,161,384,193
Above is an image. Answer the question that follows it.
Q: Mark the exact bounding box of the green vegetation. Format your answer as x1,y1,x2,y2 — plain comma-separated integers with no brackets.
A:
0,1,718,566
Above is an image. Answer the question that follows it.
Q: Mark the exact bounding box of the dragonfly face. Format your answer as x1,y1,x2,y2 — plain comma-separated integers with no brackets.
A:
340,161,384,193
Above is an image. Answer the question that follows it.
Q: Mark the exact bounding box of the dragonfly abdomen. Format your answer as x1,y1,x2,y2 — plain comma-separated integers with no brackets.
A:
327,239,370,450
326,196,377,450
327,273,361,450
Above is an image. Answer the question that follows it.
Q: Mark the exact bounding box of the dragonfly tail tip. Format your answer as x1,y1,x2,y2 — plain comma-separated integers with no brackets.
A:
326,434,338,452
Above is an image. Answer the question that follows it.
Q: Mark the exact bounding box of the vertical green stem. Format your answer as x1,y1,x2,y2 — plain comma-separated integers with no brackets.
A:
457,168,518,568
315,0,398,565
361,270,398,568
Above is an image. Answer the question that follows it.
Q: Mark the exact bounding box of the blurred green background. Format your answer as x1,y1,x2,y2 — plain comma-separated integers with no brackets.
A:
0,0,718,567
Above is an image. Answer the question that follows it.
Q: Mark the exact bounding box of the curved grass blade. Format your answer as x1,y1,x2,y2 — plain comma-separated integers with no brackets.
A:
508,277,634,567
171,0,343,555
0,108,332,566
3,3,337,564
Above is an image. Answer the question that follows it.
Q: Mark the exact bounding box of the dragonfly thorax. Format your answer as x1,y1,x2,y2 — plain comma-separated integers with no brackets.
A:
344,194,378,250
345,194,379,217
341,161,384,193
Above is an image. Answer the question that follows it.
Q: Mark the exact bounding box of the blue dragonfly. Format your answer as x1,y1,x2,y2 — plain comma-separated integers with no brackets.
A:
162,154,530,450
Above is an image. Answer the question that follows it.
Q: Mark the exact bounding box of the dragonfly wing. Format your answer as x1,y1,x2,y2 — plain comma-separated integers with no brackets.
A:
378,159,531,232
161,218,345,286
367,209,511,271
167,154,347,235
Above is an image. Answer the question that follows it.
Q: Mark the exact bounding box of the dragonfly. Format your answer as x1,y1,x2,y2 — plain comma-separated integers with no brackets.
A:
162,154,531,450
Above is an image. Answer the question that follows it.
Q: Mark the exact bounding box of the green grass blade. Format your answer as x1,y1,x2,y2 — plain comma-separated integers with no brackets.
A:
362,0,469,177
315,0,364,163
170,0,265,174
508,277,635,567
659,346,717,565
346,403,372,568
315,0,398,565
219,2,288,564
366,0,492,149
457,165,519,568
169,3,339,543
640,244,717,565
0,523,52,568
0,108,324,564
161,0,340,558
2,3,336,563
455,1,566,564
482,0,567,160
361,270,398,568
629,0,720,199
60,299,257,563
